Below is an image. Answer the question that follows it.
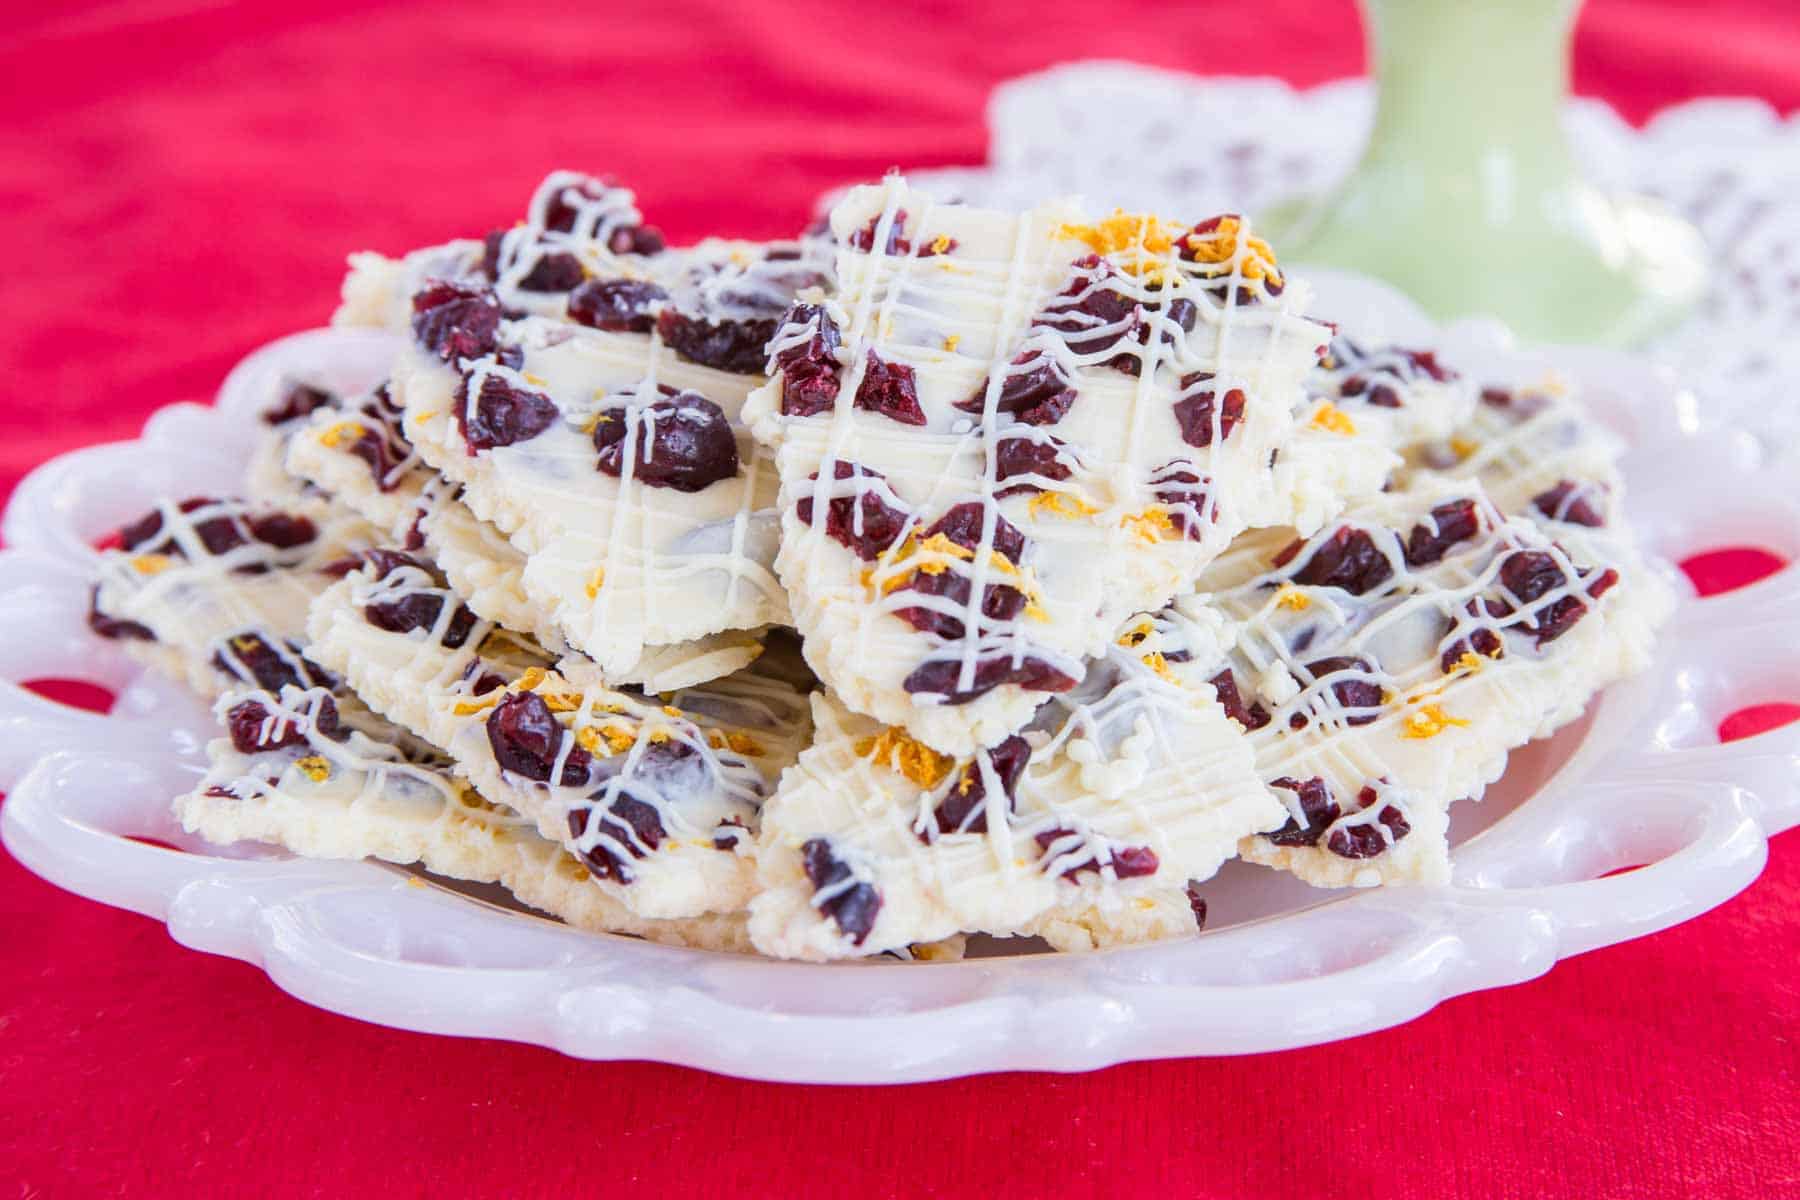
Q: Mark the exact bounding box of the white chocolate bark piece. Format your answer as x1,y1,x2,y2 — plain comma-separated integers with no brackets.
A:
306,552,812,920
1406,380,1624,529
283,382,428,539
1179,475,1672,887
743,177,1331,755
1245,335,1478,533
748,612,1283,960
89,496,377,699
176,684,755,951
275,376,588,660
1023,885,1205,953
394,323,789,678
1314,335,1476,452
276,362,762,689
333,179,818,687
336,240,486,333
348,174,820,676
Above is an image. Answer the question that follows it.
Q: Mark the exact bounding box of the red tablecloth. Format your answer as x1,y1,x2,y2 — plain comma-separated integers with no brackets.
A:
4,2,1797,1195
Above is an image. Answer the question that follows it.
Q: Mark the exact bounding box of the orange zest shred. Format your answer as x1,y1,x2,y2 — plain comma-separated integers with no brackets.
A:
1117,619,1155,649
1026,491,1100,519
1122,508,1181,543
1180,216,1283,288
854,727,954,789
318,420,365,449
708,729,765,757
1057,210,1177,260
1309,403,1358,436
1401,704,1470,740
576,723,638,755
1273,584,1312,611
293,755,332,783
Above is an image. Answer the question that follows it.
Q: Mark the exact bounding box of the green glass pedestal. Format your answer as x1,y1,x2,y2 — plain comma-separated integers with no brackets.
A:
1261,0,1706,346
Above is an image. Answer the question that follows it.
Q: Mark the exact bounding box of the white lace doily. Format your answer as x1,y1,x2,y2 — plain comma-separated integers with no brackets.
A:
907,64,1800,460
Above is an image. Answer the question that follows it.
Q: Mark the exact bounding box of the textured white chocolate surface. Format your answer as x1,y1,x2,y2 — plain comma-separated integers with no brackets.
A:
1178,474,1673,887
748,609,1283,960
743,177,1331,755
176,684,755,951
395,328,789,679
90,496,376,699
306,555,811,919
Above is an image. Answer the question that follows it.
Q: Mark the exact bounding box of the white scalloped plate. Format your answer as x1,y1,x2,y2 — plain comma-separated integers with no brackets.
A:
4,277,1796,1083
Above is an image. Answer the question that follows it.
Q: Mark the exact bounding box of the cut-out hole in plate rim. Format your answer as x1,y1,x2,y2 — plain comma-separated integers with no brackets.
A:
2,289,1796,1083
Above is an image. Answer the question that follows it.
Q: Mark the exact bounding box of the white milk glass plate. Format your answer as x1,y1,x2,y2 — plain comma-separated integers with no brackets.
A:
3,278,1796,1084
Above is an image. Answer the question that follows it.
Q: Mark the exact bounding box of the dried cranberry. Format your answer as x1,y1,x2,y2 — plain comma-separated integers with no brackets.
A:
117,504,178,552
566,741,702,883
713,818,749,851
919,502,1025,561
958,352,1075,425
1440,624,1505,672
359,551,478,647
1478,385,1554,420
211,633,333,693
455,371,557,453
1498,549,1567,605
902,652,1077,705
1503,558,1616,648
1160,297,1199,337
246,513,317,550
1034,827,1160,880
844,209,953,257
225,696,340,755
1185,884,1208,931
994,432,1074,497
485,691,593,786
1264,776,1340,847
1303,656,1383,726
1329,340,1453,408
1173,373,1246,447
1286,526,1395,595
1531,480,1605,527
852,351,926,425
1326,786,1412,859
593,391,739,492
795,461,911,560
891,573,1025,640
655,309,778,375
567,278,667,333
120,498,226,557
263,382,335,426
518,249,586,293
567,796,664,883
1209,669,1270,731
540,179,664,254
411,282,502,363
1036,254,1142,360
1177,215,1285,304
365,591,478,649
891,504,1029,638
801,838,881,945
925,735,1030,839
772,302,843,417
1403,499,1482,567
87,585,154,641
1149,463,1215,540
335,383,412,494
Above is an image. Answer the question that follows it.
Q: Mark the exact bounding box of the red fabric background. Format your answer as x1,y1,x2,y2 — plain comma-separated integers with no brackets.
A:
3,2,1797,1195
